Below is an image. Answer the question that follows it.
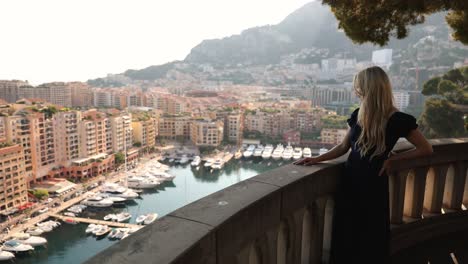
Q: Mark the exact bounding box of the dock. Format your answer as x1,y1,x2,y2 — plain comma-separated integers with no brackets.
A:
50,214,141,229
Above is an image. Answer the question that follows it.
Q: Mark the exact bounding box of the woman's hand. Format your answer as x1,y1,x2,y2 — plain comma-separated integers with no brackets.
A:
293,157,320,166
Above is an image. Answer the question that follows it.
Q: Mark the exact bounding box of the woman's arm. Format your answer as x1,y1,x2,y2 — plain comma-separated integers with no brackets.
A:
378,129,433,176
294,128,352,166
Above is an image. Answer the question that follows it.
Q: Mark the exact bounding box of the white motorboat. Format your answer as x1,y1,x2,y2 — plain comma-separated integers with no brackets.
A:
116,212,132,223
243,145,255,158
136,215,147,225
2,240,34,252
108,228,119,239
211,160,224,170
190,156,201,166
292,147,303,160
179,155,189,164
98,194,127,204
127,177,160,189
150,171,175,181
253,145,264,157
85,224,98,234
168,158,174,163
261,145,274,159
319,148,328,155
204,159,214,168
81,196,114,208
36,224,52,233
0,250,14,261
272,144,284,160
67,205,84,214
143,213,158,225
10,233,47,247
282,144,293,160
104,214,117,221
101,183,139,200
25,227,43,236
63,212,76,217
94,225,111,237
303,148,312,158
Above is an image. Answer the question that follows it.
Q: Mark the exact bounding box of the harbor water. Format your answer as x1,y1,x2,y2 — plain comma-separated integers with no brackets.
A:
14,158,287,264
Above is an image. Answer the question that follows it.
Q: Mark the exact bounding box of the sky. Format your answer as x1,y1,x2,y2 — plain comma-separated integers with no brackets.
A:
0,0,312,85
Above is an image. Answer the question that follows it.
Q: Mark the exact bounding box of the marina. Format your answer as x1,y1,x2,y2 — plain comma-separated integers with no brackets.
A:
50,214,140,229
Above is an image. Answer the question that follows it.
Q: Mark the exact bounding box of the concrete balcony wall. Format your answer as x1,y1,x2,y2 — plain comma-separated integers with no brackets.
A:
85,138,468,264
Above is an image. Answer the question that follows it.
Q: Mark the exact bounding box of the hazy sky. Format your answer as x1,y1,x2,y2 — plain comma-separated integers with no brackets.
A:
0,0,312,84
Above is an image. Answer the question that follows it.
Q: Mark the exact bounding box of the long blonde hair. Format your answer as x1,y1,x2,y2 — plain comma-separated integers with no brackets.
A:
353,66,395,160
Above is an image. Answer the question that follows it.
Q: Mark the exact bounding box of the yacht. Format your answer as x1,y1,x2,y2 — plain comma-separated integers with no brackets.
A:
25,227,44,236
115,212,132,223
211,159,224,170
292,147,303,160
2,240,34,252
149,171,175,181
271,144,284,160
282,144,293,160
179,155,189,164
94,225,111,237
10,233,47,247
0,250,14,261
319,148,328,156
243,145,256,158
101,183,139,200
204,159,214,168
67,205,86,214
85,224,99,234
104,214,117,221
253,145,264,157
303,148,312,158
63,212,76,217
190,156,201,166
144,213,158,225
136,215,147,225
81,196,114,208
127,176,160,189
261,145,274,159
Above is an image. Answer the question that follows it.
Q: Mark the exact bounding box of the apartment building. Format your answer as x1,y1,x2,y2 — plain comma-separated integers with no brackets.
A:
292,109,326,133
158,114,191,140
190,120,224,147
132,117,156,148
393,90,410,111
0,80,29,103
110,115,133,153
147,94,189,115
0,144,28,211
321,128,348,145
78,110,111,157
53,111,81,163
70,82,93,107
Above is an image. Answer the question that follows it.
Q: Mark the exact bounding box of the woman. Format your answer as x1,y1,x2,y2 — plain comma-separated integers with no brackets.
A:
294,66,433,263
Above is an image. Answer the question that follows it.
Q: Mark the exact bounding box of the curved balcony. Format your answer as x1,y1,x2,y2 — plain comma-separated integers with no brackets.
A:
85,138,468,264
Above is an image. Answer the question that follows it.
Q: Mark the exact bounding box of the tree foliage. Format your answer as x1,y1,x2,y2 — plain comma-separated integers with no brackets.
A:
322,0,468,45
32,189,49,200
114,152,125,165
419,98,467,138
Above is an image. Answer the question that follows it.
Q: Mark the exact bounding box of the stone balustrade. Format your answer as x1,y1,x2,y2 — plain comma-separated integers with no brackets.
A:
85,138,468,264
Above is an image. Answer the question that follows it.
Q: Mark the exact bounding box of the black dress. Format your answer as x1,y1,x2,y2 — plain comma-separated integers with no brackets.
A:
330,108,418,263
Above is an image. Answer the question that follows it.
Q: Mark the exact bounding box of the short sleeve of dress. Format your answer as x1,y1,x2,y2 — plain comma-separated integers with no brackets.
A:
398,113,418,138
347,108,359,127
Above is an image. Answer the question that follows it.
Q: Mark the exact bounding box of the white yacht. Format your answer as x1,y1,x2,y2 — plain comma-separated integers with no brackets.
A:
243,145,256,158
81,196,114,208
253,145,264,157
10,233,47,247
101,183,139,200
282,144,294,160
104,214,117,221
115,212,132,223
271,144,284,160
127,176,160,189
144,213,158,225
211,159,223,170
204,159,214,168
261,145,274,159
25,227,44,236
94,225,111,237
292,147,303,160
2,240,34,252
150,171,175,181
190,156,201,166
319,148,328,156
303,147,312,158
136,215,147,225
179,155,189,164
86,224,99,234
0,250,14,261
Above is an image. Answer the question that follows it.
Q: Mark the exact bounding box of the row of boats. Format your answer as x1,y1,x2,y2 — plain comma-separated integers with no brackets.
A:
0,221,59,260
101,212,157,225
84,224,142,240
240,144,328,160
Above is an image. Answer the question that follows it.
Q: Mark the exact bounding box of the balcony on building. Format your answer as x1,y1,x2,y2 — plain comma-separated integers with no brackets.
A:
86,138,468,264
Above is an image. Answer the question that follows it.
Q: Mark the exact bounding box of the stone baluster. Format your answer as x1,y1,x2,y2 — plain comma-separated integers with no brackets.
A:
423,164,449,214
443,161,468,210
309,198,327,264
403,167,429,219
389,169,409,224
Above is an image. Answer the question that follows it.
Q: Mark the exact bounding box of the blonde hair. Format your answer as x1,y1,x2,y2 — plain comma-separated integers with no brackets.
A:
353,66,395,160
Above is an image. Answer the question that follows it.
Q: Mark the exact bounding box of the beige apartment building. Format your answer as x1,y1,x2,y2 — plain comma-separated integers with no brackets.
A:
0,144,28,211
132,118,156,148
19,82,72,107
190,120,224,147
0,80,29,103
321,128,348,145
78,110,112,158
147,94,189,115
70,82,93,107
158,114,191,140
53,111,81,163
110,115,133,153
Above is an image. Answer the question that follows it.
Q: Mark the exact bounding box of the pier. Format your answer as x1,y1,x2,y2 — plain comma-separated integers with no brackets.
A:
50,214,141,229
